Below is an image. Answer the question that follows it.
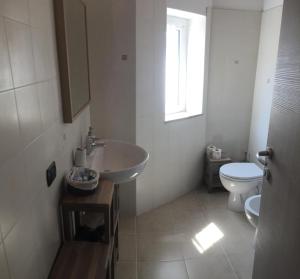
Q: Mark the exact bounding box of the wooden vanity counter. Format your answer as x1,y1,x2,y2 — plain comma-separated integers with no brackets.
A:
62,180,114,209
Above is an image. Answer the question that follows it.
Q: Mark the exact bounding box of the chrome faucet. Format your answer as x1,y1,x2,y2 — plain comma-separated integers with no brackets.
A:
86,127,105,155
86,127,97,155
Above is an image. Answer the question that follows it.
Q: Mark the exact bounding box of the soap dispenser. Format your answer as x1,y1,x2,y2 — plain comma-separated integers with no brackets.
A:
74,147,87,167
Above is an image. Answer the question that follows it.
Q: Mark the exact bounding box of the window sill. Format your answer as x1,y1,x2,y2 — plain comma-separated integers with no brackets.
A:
164,111,203,123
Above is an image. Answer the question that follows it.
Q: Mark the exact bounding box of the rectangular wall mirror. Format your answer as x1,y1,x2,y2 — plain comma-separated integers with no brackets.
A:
54,0,91,123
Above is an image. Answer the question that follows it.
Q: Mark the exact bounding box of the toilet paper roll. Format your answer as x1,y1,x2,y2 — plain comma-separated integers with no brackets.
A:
207,145,217,158
212,148,222,160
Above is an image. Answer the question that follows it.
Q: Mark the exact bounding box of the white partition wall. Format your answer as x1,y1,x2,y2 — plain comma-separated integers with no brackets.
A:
248,4,283,162
136,0,212,215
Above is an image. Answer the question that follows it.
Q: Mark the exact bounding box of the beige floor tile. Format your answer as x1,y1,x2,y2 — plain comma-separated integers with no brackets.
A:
116,261,137,279
133,189,255,278
181,232,225,260
185,255,238,279
119,216,136,235
137,233,184,262
137,205,174,234
176,192,207,211
119,234,137,261
205,208,255,244
138,261,189,279
169,193,208,233
197,190,228,208
170,191,202,208
172,208,205,225
221,235,254,256
173,215,209,234
226,251,254,279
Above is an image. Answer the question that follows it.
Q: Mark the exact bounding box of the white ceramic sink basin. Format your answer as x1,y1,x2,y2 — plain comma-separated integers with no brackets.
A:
86,140,149,184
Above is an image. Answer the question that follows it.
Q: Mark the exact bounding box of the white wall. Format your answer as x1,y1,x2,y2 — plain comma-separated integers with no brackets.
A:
213,0,263,11
86,0,136,216
167,0,212,14
0,0,90,278
248,6,283,162
264,0,284,10
136,0,211,215
206,9,261,161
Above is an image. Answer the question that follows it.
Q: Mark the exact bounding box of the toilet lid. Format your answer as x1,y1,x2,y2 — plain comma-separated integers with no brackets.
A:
220,163,263,180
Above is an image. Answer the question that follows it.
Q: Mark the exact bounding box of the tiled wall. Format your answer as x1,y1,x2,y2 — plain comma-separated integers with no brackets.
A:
86,0,136,215
0,0,90,278
264,0,284,10
206,9,261,161
248,6,283,162
136,0,209,215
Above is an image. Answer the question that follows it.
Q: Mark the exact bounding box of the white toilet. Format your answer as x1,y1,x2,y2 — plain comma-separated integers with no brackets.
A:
219,163,264,212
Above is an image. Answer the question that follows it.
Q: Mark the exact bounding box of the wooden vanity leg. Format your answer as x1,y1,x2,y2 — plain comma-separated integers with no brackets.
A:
111,249,115,279
74,211,81,237
62,208,73,241
115,224,119,261
104,206,111,244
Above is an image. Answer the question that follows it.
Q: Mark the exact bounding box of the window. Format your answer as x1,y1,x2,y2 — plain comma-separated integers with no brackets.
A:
165,8,207,122
165,16,188,115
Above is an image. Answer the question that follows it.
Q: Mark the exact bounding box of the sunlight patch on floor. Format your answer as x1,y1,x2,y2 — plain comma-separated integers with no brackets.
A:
192,223,224,254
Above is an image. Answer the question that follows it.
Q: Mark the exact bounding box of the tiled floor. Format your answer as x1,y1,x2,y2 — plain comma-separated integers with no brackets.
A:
116,189,255,279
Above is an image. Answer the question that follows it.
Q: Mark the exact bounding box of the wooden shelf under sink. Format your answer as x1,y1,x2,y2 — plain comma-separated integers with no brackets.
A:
52,180,120,279
49,241,110,279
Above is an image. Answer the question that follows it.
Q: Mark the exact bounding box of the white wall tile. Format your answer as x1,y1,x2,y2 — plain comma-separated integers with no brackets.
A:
136,0,208,214
31,27,56,82
0,106,90,279
28,0,52,29
5,18,36,87
0,1,90,277
0,91,21,167
136,156,154,215
37,81,59,130
0,0,30,24
136,117,154,154
264,0,283,11
206,9,261,161
213,0,263,11
0,152,29,237
167,0,212,15
28,189,60,278
42,124,64,166
248,7,283,162
0,241,10,279
52,78,64,122
23,136,48,192
86,0,136,214
4,196,49,279
0,18,13,92
15,84,43,145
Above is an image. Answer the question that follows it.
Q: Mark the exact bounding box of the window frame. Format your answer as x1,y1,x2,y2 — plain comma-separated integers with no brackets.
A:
165,15,189,115
165,8,207,123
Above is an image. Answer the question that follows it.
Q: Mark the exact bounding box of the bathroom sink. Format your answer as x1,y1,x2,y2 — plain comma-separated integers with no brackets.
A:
86,140,149,184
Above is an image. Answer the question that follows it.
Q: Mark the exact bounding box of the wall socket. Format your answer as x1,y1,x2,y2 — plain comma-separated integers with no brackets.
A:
46,161,57,187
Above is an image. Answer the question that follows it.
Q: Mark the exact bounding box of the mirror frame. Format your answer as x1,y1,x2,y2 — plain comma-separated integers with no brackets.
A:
53,0,91,123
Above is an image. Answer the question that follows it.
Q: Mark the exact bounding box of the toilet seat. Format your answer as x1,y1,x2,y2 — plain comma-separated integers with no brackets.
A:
220,163,263,181
219,173,263,182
